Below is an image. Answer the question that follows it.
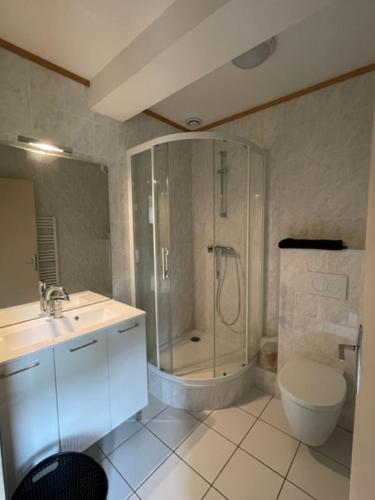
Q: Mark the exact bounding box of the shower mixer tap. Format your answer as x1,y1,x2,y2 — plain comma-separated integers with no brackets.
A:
207,244,235,256
216,245,235,256
207,245,236,280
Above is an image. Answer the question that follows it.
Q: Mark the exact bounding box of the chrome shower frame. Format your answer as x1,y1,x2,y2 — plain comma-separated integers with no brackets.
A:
126,131,267,375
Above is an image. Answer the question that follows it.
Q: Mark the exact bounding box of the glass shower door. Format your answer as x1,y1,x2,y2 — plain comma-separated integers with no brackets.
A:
131,146,172,373
213,140,249,377
153,144,172,373
131,150,158,366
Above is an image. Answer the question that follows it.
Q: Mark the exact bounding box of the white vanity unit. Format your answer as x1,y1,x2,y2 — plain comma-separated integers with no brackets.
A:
0,298,147,495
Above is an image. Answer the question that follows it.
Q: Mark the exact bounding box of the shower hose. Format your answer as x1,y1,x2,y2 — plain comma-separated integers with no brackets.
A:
215,251,244,335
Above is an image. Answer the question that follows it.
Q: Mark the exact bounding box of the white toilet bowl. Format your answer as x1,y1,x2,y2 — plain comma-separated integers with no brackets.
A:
278,359,346,446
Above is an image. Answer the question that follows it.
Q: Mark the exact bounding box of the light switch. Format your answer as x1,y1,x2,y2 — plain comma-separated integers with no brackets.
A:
308,271,348,300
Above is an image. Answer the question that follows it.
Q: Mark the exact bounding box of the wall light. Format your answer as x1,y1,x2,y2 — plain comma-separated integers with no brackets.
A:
17,135,72,155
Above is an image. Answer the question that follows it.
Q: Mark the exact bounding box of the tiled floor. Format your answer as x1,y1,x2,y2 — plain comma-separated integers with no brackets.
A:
85,390,352,500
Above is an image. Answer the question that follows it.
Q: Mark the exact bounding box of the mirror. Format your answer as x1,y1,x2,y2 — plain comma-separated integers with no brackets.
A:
0,143,112,325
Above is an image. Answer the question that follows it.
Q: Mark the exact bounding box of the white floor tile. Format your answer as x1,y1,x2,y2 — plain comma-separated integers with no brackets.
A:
139,395,168,424
137,454,209,500
288,444,350,500
176,424,236,482
108,427,171,489
97,418,143,455
260,398,293,436
204,487,227,500
205,407,256,444
101,457,133,500
241,420,299,476
214,448,283,500
84,443,105,462
278,481,314,500
315,426,353,468
146,407,200,449
236,387,272,417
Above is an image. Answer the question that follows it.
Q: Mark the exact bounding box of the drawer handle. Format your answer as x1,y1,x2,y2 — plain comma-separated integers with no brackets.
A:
0,361,40,378
118,323,139,334
69,339,98,352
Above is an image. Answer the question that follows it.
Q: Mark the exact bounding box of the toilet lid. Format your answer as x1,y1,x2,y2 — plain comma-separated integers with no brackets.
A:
279,359,346,411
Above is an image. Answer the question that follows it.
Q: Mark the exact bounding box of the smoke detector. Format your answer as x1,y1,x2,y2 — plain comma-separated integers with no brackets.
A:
185,117,202,129
232,37,276,70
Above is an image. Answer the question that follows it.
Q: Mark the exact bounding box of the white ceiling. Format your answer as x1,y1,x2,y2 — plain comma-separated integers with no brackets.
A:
151,0,375,128
0,0,175,78
89,0,333,121
1,0,373,126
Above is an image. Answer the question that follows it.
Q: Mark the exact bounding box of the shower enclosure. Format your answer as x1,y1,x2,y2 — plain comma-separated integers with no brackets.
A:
127,132,266,407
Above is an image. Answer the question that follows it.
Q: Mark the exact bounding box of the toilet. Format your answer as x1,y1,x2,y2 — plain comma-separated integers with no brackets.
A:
278,359,346,446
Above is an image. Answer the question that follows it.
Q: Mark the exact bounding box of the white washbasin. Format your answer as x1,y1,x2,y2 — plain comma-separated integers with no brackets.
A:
56,306,119,332
0,321,65,351
0,300,144,360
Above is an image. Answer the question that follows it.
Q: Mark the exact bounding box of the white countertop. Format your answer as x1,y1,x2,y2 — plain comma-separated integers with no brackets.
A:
0,299,145,365
0,291,111,329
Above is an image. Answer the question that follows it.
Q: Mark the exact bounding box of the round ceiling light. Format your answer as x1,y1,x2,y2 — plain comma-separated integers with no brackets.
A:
232,37,276,70
185,117,202,128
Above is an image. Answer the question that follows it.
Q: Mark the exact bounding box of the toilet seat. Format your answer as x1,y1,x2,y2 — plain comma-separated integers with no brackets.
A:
279,359,346,412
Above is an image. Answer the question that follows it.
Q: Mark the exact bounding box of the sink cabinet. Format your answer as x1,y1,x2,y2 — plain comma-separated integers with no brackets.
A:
54,331,111,452
107,316,148,428
0,349,60,495
0,307,148,495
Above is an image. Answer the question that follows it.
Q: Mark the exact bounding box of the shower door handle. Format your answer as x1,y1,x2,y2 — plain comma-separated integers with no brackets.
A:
161,247,169,279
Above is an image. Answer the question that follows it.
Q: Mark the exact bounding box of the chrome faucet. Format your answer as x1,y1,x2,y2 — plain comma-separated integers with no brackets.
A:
39,282,70,318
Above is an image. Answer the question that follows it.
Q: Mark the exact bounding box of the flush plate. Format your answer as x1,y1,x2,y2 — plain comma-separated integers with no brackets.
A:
308,271,348,300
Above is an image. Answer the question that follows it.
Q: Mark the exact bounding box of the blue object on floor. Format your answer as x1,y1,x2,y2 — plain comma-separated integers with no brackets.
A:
11,452,108,500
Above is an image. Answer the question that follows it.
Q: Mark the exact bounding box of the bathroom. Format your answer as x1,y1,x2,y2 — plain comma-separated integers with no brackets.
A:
0,0,374,498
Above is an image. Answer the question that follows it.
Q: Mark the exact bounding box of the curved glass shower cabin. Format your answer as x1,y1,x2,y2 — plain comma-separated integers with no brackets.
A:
128,132,265,380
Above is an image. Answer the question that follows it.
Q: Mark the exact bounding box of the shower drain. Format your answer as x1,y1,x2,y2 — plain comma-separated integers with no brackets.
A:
190,336,201,342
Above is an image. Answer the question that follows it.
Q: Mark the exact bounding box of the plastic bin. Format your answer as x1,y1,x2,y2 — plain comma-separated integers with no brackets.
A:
12,452,108,500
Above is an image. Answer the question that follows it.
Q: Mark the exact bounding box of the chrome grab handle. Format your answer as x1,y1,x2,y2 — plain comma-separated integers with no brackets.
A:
69,339,98,353
164,247,169,278
338,324,363,395
0,361,40,378
118,323,139,334
356,325,363,395
161,247,169,279
161,247,166,280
